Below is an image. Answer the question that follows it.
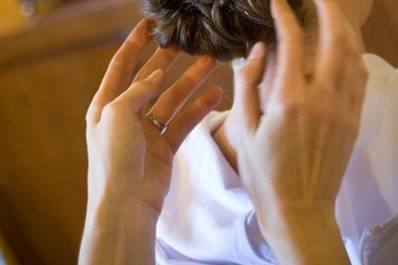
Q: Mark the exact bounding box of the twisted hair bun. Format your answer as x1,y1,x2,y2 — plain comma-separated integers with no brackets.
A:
142,0,303,61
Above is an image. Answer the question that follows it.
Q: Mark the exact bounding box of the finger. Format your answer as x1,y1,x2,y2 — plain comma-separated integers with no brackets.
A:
271,0,305,92
87,19,153,122
148,56,217,125
109,69,165,114
236,42,267,132
134,46,180,82
165,86,223,152
313,0,354,87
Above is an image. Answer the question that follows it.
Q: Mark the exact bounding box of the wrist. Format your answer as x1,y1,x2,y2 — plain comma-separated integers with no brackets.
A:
86,170,164,221
255,206,349,265
258,207,338,239
80,195,160,265
84,194,160,236
255,199,337,241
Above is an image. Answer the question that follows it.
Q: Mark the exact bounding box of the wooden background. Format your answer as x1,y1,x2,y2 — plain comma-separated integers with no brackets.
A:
363,0,398,67
0,0,396,264
0,0,28,36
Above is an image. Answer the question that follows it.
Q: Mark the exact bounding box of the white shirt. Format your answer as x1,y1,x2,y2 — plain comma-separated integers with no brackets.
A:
155,54,398,265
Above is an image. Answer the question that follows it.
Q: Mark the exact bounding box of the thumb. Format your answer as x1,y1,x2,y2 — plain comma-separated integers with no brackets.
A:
235,42,267,133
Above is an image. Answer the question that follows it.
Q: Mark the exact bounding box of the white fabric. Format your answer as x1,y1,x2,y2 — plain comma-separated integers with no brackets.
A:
155,54,398,265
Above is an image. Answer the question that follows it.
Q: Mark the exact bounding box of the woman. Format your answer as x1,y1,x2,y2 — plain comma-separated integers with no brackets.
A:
79,0,397,264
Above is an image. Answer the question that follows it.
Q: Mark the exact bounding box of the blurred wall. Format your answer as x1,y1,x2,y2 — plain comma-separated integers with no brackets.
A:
0,0,28,36
363,0,398,66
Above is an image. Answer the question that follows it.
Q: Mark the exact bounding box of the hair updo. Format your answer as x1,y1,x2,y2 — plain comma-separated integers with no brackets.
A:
141,0,304,61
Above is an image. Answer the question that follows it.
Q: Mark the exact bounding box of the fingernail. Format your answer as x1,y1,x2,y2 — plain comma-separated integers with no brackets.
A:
147,69,164,81
248,42,266,60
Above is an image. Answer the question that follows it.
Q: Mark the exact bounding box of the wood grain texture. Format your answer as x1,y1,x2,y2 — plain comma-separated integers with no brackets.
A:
0,43,119,265
0,0,28,36
363,0,398,67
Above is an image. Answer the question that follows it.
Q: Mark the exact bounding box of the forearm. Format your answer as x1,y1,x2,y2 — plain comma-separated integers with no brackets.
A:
79,199,159,265
255,205,350,265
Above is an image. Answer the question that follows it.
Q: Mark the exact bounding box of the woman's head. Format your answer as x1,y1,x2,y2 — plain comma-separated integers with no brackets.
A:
142,0,374,61
142,0,304,61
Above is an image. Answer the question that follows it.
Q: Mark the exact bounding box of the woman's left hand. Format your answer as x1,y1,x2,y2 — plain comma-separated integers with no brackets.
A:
85,19,222,220
80,19,222,265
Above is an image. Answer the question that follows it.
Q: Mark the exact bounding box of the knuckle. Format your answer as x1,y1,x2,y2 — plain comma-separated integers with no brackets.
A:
279,99,306,119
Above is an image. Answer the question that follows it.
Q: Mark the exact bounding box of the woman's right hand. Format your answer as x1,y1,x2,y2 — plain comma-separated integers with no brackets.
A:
235,0,368,264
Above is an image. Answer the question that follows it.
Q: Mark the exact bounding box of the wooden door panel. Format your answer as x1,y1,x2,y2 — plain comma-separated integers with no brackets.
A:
0,43,118,265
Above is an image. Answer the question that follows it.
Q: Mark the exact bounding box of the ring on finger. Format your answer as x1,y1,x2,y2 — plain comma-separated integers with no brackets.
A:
146,112,168,135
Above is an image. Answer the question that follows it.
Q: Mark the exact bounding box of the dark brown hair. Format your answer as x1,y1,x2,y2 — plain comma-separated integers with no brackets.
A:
142,0,304,61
